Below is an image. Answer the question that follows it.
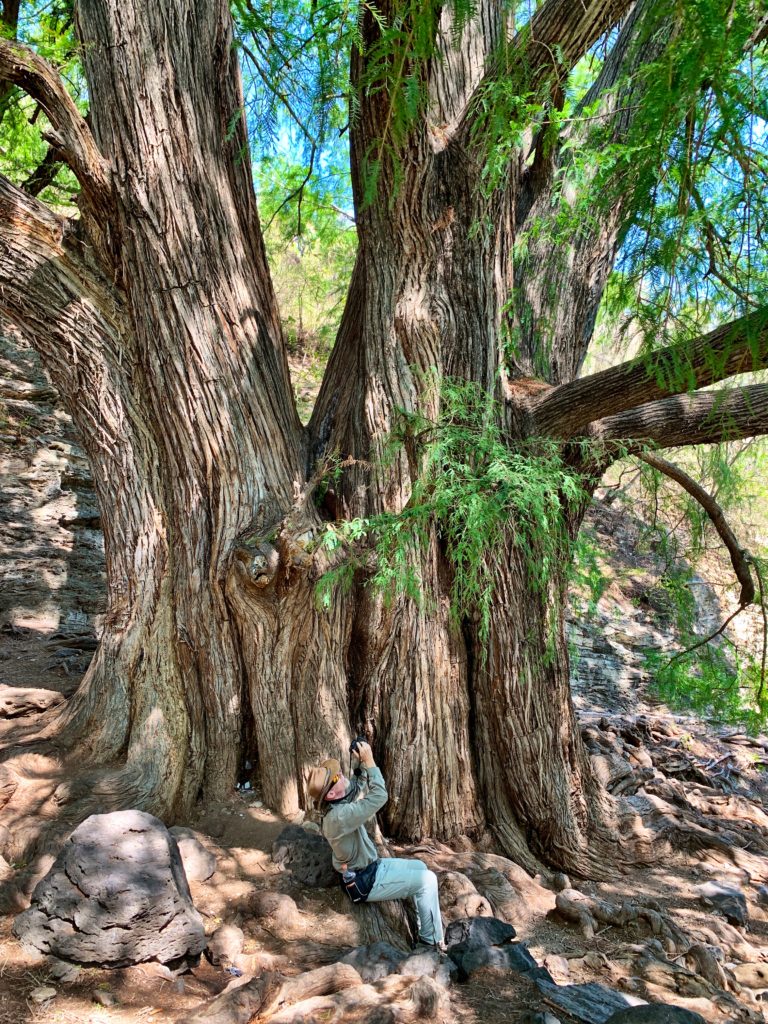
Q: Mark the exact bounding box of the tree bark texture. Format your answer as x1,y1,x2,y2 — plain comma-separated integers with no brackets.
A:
1,0,766,874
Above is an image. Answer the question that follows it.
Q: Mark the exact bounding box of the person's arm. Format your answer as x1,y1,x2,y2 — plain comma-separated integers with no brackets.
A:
323,743,387,840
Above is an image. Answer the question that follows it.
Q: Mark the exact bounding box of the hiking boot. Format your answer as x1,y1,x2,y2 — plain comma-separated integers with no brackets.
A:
412,940,447,955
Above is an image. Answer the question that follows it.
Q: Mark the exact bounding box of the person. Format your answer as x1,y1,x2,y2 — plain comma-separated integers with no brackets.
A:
307,741,444,951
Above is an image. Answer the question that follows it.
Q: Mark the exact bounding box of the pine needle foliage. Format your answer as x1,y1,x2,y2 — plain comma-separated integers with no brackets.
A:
317,375,587,645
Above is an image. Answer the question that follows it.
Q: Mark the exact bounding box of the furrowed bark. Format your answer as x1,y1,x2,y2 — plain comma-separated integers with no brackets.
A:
637,452,755,606
0,176,189,813
533,309,768,437
589,383,768,449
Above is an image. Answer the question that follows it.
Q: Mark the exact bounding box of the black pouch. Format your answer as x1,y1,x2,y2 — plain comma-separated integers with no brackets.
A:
341,859,379,903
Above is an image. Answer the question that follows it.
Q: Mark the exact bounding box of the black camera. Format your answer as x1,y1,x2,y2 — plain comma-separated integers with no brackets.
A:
350,735,367,755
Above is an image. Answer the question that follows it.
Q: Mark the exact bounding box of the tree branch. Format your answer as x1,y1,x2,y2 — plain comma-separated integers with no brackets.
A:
0,36,109,206
457,0,633,143
533,309,768,437
0,172,122,393
22,145,63,197
637,452,754,606
588,382,768,451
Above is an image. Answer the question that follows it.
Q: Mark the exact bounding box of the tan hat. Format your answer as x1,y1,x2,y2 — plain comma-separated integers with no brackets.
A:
307,757,342,808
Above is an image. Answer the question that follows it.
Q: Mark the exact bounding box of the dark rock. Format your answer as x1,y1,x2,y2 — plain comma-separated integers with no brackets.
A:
698,880,748,927
271,825,336,887
536,980,636,1024
605,1007,706,1024
457,941,538,980
169,826,217,882
206,924,245,966
444,915,516,953
756,884,768,908
13,809,206,967
340,941,408,982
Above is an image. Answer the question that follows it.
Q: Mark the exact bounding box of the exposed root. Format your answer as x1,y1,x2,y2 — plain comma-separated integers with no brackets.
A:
555,887,690,953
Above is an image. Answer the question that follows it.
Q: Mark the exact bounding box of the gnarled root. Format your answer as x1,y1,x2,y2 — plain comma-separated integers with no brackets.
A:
555,888,690,954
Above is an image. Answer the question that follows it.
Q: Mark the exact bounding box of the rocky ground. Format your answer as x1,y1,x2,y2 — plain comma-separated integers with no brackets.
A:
3,330,768,1023
2,715,768,1024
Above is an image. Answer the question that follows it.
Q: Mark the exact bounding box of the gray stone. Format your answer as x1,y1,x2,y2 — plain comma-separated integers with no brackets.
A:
169,827,217,882
340,941,408,982
271,825,336,887
46,957,81,983
92,990,118,1007
13,809,206,967
206,924,245,966
30,986,57,1003
444,915,516,953
398,949,457,988
457,941,539,980
755,884,768,907
698,880,748,926
604,1007,706,1024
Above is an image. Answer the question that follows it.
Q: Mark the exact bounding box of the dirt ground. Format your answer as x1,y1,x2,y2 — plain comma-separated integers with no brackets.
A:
0,719,767,1024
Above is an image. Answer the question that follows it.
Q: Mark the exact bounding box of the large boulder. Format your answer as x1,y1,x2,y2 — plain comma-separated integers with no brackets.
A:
271,825,336,887
13,810,206,967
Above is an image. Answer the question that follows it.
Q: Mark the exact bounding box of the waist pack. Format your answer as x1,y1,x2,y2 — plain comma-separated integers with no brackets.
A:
341,859,379,903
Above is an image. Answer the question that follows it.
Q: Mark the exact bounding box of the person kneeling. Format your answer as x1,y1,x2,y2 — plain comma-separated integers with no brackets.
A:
307,742,444,951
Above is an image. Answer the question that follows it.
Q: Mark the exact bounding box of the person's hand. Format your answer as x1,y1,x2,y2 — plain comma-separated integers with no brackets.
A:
354,741,375,768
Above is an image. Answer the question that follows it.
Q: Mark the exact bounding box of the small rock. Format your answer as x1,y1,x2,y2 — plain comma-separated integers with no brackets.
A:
92,990,117,1007
206,923,245,966
254,800,263,808
30,986,57,1003
46,957,81,983
543,954,570,980
698,880,748,927
583,951,604,969
169,826,217,882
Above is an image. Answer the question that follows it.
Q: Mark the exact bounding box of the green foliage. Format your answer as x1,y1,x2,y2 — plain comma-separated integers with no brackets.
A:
0,1,82,205
570,527,608,620
647,643,768,734
317,374,587,644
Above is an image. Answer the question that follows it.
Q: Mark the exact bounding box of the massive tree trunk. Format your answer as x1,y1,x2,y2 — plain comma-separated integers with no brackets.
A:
1,0,767,874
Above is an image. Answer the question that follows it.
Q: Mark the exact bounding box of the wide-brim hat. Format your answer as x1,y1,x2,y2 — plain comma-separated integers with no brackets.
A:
307,757,342,807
